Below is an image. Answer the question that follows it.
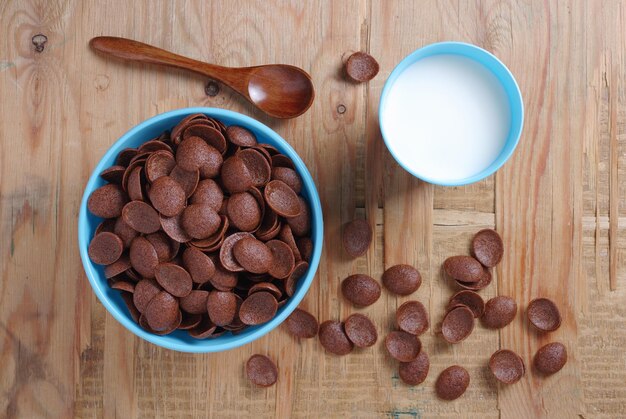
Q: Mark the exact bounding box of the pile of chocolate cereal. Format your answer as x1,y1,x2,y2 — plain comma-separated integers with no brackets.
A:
252,222,566,400
87,113,313,338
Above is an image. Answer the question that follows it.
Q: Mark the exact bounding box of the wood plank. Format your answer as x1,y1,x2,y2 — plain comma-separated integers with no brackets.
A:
495,1,587,416
579,2,626,417
0,1,87,417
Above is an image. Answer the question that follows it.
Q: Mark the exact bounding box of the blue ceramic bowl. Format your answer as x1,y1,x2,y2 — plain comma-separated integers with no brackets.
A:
78,107,323,353
379,42,524,186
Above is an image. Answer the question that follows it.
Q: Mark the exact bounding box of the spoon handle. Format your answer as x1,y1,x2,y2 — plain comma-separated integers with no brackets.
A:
89,37,243,87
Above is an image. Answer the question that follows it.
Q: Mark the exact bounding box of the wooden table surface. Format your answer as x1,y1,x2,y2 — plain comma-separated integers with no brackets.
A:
1,0,625,418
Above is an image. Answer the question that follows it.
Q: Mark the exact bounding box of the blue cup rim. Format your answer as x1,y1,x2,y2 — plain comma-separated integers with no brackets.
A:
78,107,324,353
378,41,524,186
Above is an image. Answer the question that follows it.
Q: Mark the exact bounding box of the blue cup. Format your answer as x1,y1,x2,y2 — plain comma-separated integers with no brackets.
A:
78,108,323,353
379,42,524,186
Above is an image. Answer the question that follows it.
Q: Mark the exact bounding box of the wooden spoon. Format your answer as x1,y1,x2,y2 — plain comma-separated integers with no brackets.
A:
89,36,315,119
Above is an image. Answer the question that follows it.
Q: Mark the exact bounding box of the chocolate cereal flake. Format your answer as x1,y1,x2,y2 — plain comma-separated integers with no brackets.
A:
441,306,475,343
88,232,123,265
471,229,503,267
148,176,186,217
264,180,301,218
122,201,160,234
435,365,470,400
489,349,525,384
385,331,421,362
344,313,378,348
396,301,429,336
284,308,319,339
382,264,422,296
318,320,353,356
447,290,485,318
246,354,278,387
399,351,430,386
345,51,379,82
534,342,567,375
342,219,372,257
482,296,517,329
444,256,484,283
239,291,278,325
88,184,128,219
266,240,295,279
527,298,562,332
341,274,381,307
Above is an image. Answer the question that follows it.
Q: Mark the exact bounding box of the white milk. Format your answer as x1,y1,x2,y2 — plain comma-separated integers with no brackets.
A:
381,55,510,182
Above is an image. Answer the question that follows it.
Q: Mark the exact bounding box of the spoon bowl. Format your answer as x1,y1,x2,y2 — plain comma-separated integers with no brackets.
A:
89,37,315,119
247,65,315,118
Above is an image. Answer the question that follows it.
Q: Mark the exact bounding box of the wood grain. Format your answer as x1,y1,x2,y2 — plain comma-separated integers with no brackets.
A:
608,51,620,291
1,0,625,418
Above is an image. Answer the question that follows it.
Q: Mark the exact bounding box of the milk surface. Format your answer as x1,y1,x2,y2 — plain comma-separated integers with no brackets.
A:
381,55,510,182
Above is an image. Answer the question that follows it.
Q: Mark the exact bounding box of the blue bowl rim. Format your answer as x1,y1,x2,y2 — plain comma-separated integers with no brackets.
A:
78,107,324,353
378,41,524,186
